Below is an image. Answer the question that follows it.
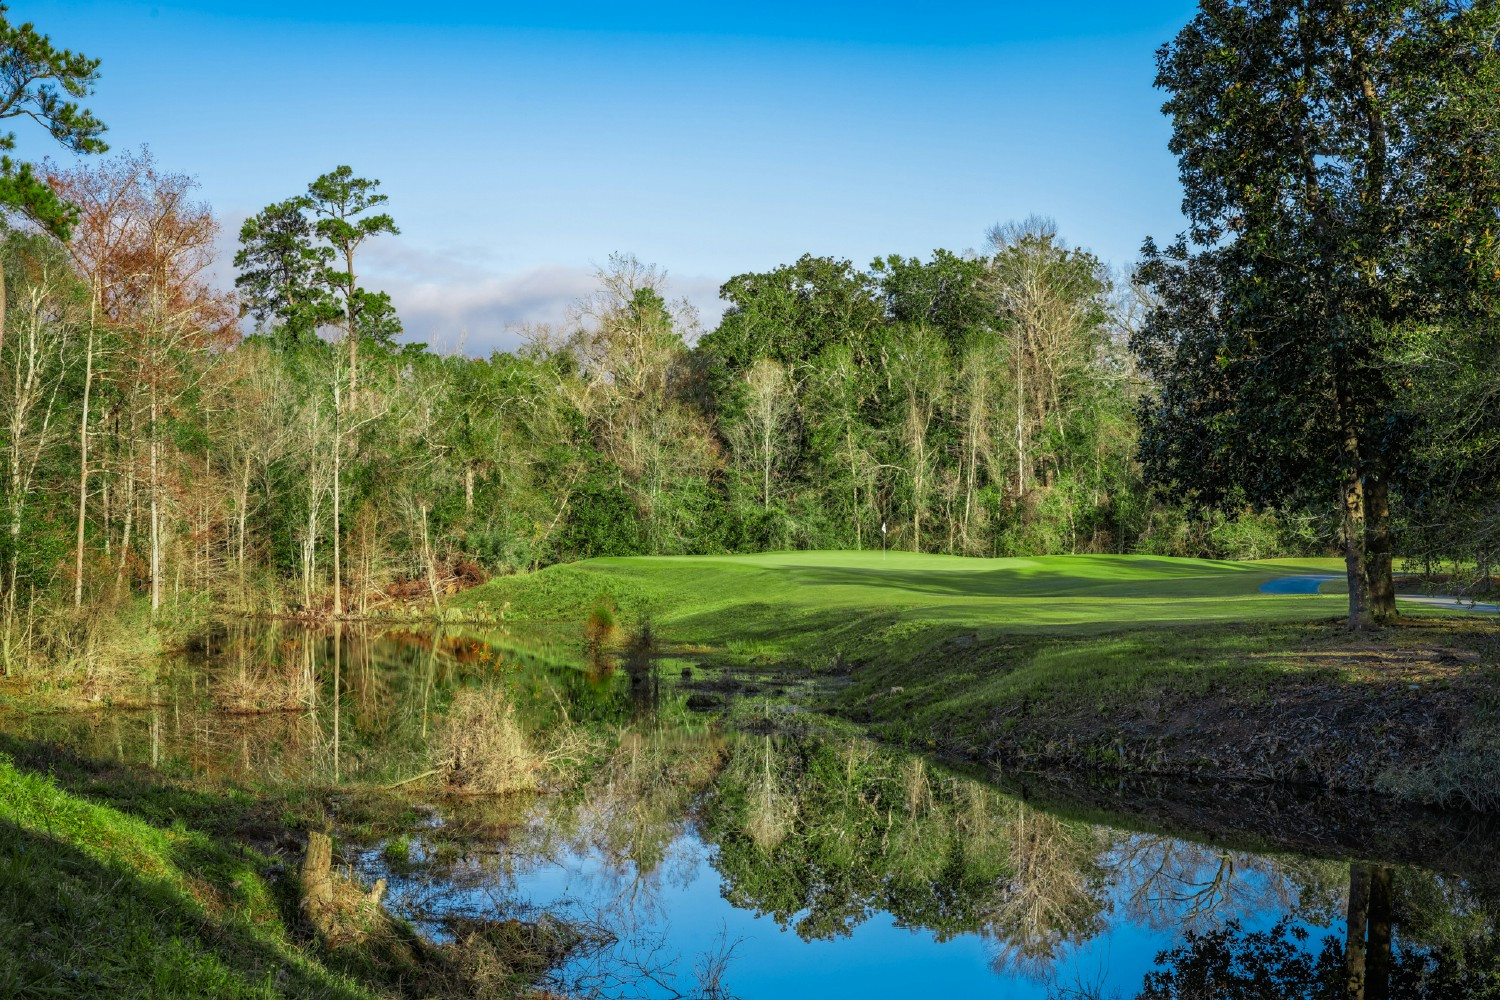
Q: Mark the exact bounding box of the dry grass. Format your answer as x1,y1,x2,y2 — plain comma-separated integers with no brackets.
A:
742,735,796,851
211,663,316,713
433,685,604,797
436,686,543,795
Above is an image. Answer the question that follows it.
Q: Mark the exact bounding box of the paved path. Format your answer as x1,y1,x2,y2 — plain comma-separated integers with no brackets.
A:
1259,575,1500,613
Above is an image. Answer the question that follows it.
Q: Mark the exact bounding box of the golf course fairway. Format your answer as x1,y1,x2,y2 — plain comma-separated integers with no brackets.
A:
455,552,1500,808
454,551,1364,633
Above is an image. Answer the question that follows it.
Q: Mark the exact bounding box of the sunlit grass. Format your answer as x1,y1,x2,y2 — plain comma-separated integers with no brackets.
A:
0,753,385,999
455,551,1353,643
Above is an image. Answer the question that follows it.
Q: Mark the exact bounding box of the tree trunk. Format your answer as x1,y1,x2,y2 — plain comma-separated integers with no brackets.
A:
114,462,134,600
1366,866,1393,1000
332,378,343,618
300,829,336,930
1345,863,1370,1000
73,311,94,608
1337,384,1373,630
101,468,110,557
1364,473,1396,620
303,504,316,609
237,454,251,596
0,253,7,366
847,429,861,550
1015,355,1026,497
1342,472,1373,631
332,622,341,783
346,252,358,396
149,387,161,616
763,424,771,511
421,502,441,612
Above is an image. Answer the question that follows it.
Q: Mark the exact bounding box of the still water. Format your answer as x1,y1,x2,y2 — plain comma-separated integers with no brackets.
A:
7,623,1498,998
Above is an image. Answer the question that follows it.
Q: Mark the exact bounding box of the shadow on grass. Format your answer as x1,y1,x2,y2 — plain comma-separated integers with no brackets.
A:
0,732,291,845
0,819,379,999
0,733,443,1000
764,555,1275,601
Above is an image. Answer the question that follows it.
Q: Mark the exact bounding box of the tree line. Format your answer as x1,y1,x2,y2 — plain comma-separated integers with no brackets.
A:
1,0,1498,665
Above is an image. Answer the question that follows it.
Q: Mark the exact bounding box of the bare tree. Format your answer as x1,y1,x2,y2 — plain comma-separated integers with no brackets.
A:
0,255,78,668
985,217,1109,498
733,357,794,511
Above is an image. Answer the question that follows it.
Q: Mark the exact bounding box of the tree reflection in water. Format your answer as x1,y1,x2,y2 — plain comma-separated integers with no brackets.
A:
9,623,1500,999
1138,862,1500,999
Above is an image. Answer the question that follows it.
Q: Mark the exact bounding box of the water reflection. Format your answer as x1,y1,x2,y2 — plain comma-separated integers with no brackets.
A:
5,623,1500,999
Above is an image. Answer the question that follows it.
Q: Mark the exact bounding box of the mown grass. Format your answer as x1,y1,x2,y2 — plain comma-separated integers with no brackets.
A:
454,552,1500,805
454,551,1358,636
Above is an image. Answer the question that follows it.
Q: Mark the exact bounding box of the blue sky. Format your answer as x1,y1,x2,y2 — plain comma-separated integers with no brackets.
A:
26,1,1199,353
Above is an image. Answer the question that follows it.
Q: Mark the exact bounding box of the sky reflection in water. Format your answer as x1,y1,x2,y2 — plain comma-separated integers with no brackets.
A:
8,623,1496,999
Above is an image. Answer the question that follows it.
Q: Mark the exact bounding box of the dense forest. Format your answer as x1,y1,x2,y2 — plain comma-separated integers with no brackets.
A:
2,1,1499,669
0,158,1298,659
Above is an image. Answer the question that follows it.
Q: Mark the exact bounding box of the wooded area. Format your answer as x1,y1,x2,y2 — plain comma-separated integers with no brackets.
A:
0,1,1498,673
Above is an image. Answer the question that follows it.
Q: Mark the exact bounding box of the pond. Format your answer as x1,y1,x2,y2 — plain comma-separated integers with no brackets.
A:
7,623,1498,999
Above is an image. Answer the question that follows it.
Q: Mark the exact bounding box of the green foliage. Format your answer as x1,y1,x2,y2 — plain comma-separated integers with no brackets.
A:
704,730,1043,943
235,167,399,347
1136,0,1500,622
233,198,321,344
0,5,107,238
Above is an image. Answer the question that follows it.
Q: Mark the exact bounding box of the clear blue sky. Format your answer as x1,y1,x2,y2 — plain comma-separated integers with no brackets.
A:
26,1,1199,353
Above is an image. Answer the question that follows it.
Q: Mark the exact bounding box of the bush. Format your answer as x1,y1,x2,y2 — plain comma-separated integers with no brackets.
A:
436,686,542,795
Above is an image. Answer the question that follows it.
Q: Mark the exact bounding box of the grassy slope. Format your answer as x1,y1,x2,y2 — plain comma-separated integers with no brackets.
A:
0,737,430,1000
459,551,1354,623
454,552,1500,805
453,551,1354,648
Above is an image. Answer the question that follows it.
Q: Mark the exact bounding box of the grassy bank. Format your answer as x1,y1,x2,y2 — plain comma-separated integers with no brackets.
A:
452,552,1500,807
0,732,562,999
0,744,388,998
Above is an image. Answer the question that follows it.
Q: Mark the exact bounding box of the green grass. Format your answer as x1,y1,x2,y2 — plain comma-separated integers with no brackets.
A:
455,551,1353,637
451,550,1363,736
454,552,1500,804
0,737,424,999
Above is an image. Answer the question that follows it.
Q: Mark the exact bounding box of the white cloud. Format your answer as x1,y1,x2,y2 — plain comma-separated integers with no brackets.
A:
382,257,729,357
218,229,729,357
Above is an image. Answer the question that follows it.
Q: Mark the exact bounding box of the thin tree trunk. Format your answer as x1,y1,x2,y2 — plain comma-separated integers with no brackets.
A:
115,462,134,599
303,506,316,608
101,466,110,557
1364,473,1396,620
149,386,161,616
847,429,861,550
421,502,441,612
237,454,251,597
0,253,7,366
332,378,343,618
332,622,341,784
1342,472,1372,631
763,424,771,512
1016,355,1026,497
963,401,979,553
1338,384,1373,629
346,252,358,396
